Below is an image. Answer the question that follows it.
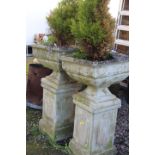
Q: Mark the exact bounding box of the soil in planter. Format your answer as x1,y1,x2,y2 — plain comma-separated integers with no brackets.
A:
73,49,114,61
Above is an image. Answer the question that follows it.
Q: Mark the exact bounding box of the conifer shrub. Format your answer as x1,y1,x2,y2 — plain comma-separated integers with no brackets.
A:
71,0,115,61
47,0,78,47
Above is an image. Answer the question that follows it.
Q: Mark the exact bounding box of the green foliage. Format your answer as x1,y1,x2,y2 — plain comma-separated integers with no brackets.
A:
47,137,71,154
73,49,88,59
71,0,115,61
30,126,40,136
73,49,113,61
42,35,56,46
47,0,78,46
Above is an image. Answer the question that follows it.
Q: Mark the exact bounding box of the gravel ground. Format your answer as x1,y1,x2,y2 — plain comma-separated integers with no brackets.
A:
27,84,129,155
115,100,129,155
110,84,129,155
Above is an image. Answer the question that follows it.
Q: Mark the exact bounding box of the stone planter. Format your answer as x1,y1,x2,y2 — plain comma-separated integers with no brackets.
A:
32,45,82,141
61,52,129,155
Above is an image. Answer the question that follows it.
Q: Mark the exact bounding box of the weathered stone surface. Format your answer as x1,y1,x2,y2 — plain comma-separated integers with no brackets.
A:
40,72,81,141
61,52,128,88
70,139,117,155
32,45,82,141
69,90,121,155
61,52,129,155
32,45,76,71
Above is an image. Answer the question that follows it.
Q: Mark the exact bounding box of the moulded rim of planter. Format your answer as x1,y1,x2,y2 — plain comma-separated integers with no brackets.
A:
61,52,129,67
61,52,129,87
32,44,78,62
32,44,79,71
32,44,52,51
32,44,77,53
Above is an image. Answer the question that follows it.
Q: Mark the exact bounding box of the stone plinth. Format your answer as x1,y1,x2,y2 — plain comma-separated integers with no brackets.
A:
69,88,120,155
32,45,82,141
61,52,129,155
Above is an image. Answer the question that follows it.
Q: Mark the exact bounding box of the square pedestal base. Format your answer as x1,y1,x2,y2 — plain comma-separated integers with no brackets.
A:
69,139,117,155
39,118,73,141
69,88,121,155
39,72,82,141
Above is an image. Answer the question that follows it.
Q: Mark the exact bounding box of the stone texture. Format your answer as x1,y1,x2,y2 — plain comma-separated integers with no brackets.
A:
32,45,82,141
61,52,129,155
40,71,81,141
69,89,121,155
